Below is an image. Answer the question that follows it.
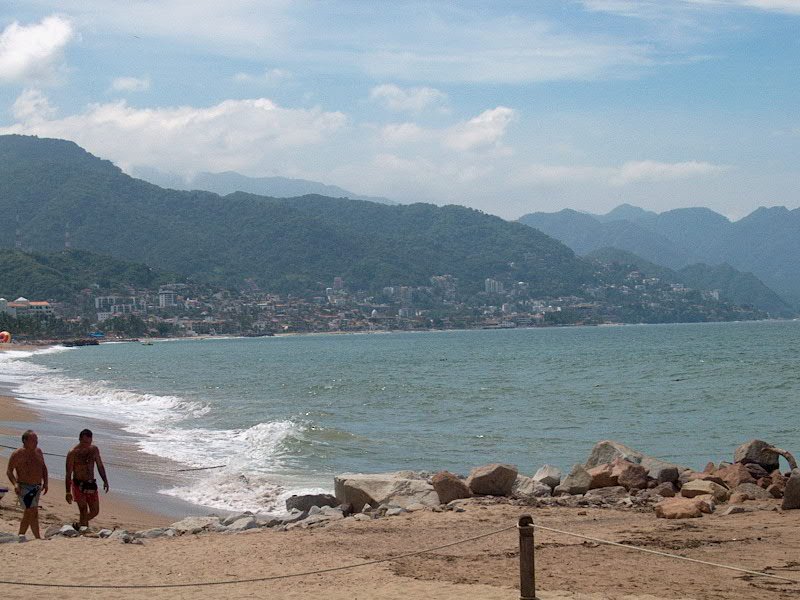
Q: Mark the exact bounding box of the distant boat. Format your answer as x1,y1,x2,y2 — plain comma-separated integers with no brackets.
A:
88,331,105,339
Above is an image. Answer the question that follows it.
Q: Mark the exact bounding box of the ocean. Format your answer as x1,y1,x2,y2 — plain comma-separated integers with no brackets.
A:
1,320,798,515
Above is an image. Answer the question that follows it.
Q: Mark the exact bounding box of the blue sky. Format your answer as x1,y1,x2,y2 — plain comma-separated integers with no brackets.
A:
1,1,798,220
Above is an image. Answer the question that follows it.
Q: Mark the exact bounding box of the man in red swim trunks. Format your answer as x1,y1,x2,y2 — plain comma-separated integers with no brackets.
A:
65,429,109,529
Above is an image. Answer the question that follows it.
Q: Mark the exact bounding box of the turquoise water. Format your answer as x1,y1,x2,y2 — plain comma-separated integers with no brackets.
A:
4,320,799,512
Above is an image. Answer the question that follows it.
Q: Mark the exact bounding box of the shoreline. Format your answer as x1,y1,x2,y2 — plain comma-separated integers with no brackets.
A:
0,393,171,532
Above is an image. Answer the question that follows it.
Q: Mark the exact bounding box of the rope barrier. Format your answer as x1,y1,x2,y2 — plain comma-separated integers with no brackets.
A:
533,523,800,585
0,524,516,589
0,443,225,473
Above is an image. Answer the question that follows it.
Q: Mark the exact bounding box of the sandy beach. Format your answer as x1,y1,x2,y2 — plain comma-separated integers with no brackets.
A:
0,496,798,599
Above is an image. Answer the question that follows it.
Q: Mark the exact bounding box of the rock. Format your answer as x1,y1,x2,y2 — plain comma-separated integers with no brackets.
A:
699,474,728,488
170,516,222,535
44,524,63,539
466,463,518,496
587,463,618,489
59,524,80,538
431,471,472,504
98,529,113,538
729,492,748,504
612,459,649,491
734,482,773,501
715,463,756,489
766,483,784,499
722,505,751,516
255,515,282,528
584,486,628,501
734,440,780,472
653,482,676,498
335,471,439,512
694,495,716,514
532,465,562,488
744,463,770,480
554,464,592,496
352,513,371,522
585,440,642,468
317,506,344,520
0,532,19,544
681,480,730,502
584,440,684,481
221,512,254,526
226,517,258,532
655,497,703,519
107,529,131,540
781,469,800,510
285,493,337,513
386,507,406,517
512,475,551,499
135,527,176,539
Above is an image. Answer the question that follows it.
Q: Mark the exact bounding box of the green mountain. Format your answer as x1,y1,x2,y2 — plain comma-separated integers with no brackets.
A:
0,135,592,296
520,204,800,308
0,249,172,301
586,247,794,317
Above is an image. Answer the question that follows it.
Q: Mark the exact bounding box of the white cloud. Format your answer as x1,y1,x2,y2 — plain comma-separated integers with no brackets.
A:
517,160,727,186
583,0,800,17
369,84,447,113
444,107,516,152
612,160,727,184
233,68,291,84
380,122,428,145
2,94,347,176
110,76,150,92
0,15,74,84
11,88,56,121
376,107,516,152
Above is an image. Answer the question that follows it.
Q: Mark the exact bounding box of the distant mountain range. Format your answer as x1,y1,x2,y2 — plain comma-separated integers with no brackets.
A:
519,203,800,309
132,166,396,205
0,135,588,296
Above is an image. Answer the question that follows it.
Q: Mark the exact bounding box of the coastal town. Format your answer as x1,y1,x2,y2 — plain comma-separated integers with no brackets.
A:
0,267,765,341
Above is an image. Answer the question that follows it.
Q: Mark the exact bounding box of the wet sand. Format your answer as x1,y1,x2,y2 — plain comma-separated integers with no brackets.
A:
0,393,171,531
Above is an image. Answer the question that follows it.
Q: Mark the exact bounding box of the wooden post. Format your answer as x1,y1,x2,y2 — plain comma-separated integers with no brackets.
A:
518,514,537,600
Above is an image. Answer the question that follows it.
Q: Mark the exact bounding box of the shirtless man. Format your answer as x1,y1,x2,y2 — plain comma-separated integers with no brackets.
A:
6,430,48,540
65,429,109,529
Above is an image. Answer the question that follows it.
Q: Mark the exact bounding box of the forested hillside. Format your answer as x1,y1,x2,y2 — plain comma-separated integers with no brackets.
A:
0,135,593,296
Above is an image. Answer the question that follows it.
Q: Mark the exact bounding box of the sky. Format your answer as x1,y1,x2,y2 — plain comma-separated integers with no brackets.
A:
1,1,799,221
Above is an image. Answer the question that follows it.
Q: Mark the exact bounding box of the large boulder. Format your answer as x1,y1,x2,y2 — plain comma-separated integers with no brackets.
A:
286,493,337,513
715,463,756,489
532,465,562,489
734,440,780,473
681,480,730,503
587,463,618,489
170,516,222,535
512,475,551,499
431,471,472,504
585,440,642,468
655,497,703,519
466,464,518,496
554,464,592,496
781,469,800,510
734,482,772,501
611,459,649,491
585,440,684,481
334,471,439,512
